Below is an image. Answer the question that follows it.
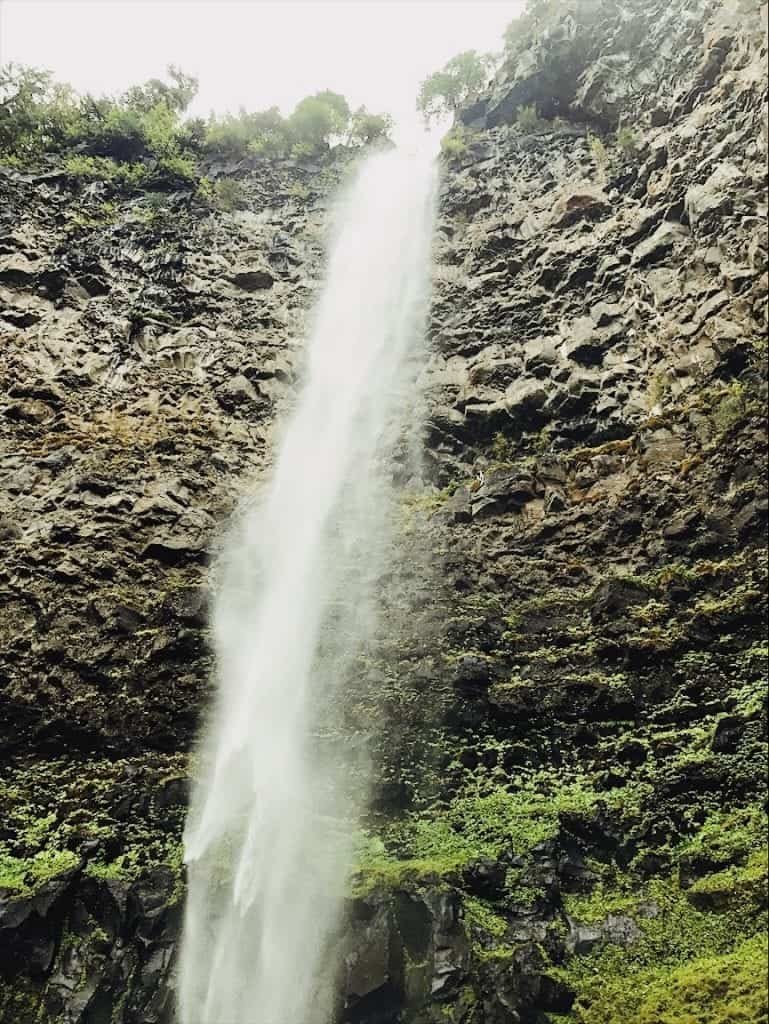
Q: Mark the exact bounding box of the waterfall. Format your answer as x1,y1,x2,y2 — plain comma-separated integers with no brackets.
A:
178,147,437,1024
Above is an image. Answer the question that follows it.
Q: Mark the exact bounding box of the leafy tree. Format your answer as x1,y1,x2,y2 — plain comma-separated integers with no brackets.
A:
121,65,198,115
204,107,288,158
287,95,337,150
0,63,392,178
0,64,79,156
348,107,393,145
311,90,351,133
417,50,492,123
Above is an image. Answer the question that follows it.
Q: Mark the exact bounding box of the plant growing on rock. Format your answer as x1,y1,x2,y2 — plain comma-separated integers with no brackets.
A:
440,123,470,158
516,103,541,130
617,125,640,154
210,177,247,212
63,154,148,186
587,130,609,178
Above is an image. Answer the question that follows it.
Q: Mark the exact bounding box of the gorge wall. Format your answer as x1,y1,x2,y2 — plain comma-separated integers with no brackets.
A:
1,1,767,1022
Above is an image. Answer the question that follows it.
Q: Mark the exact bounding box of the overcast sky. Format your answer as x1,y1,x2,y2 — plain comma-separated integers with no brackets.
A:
0,1,521,141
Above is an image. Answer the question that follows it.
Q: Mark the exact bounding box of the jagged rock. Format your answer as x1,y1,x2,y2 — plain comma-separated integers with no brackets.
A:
566,917,603,955
462,858,507,899
229,265,275,290
140,532,207,565
631,221,689,266
1,0,767,1019
452,655,493,691
214,374,262,412
472,468,538,518
590,578,649,622
685,163,742,231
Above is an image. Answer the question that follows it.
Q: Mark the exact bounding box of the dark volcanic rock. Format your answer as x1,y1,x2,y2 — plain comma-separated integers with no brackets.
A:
1,0,768,1020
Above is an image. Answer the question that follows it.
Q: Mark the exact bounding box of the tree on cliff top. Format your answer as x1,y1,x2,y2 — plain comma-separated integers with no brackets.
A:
0,65,393,170
416,50,493,123
121,65,198,115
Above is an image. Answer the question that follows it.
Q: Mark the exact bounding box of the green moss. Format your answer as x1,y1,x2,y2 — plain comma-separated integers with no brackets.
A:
0,753,189,905
635,935,768,1024
83,838,184,884
676,805,767,871
463,895,508,939
354,775,603,897
558,837,768,1024
0,848,79,895
688,848,769,910
0,976,41,1024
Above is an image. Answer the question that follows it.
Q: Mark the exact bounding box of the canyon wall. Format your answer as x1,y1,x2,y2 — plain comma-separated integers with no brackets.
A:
0,1,767,1021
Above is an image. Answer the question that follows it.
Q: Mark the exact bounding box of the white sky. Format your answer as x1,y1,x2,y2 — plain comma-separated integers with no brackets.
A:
0,0,521,141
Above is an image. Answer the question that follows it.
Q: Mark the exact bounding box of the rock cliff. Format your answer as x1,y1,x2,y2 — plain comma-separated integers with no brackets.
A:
1,1,767,1022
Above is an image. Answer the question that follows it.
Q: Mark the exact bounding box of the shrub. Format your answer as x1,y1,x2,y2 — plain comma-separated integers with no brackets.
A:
712,382,750,434
63,154,147,186
204,107,287,158
156,153,197,181
440,124,469,158
212,177,247,212
588,131,609,174
78,103,148,161
516,103,540,130
617,126,639,153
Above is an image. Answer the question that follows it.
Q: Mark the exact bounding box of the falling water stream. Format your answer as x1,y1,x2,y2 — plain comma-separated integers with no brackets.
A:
179,147,437,1024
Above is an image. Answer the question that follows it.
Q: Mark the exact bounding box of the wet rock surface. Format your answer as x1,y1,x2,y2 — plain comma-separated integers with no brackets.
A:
1,1,768,1022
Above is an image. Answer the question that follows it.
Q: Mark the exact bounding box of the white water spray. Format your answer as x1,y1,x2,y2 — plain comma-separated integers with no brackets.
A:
179,148,437,1024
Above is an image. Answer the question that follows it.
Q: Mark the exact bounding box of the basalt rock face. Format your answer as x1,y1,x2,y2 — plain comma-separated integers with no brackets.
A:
0,157,335,1020
1,1,768,1022
342,1,768,1021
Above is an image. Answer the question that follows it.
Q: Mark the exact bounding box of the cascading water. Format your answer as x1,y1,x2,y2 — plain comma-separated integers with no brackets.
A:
179,147,437,1024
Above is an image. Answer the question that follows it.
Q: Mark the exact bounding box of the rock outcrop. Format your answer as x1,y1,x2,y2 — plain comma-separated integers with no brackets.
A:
1,1,767,1021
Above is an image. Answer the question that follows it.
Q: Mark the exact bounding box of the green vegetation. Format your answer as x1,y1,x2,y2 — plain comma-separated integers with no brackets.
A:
440,123,470,158
616,125,639,153
199,176,247,212
561,869,768,1024
588,131,609,175
0,755,189,894
0,848,80,895
711,381,753,434
516,103,541,130
633,936,768,1024
417,50,493,123
354,772,603,893
63,154,148,185
0,63,393,183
